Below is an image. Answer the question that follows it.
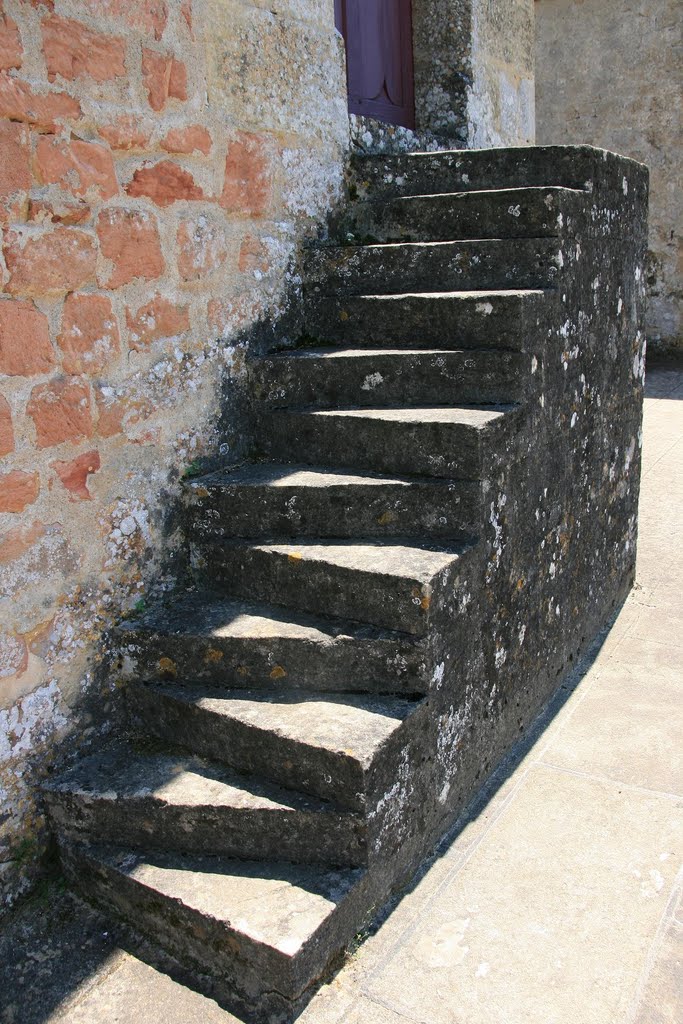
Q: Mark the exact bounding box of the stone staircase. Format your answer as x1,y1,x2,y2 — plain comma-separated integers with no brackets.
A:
43,147,648,1022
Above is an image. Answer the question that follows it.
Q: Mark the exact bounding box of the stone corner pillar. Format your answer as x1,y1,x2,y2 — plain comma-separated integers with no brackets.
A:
412,0,536,149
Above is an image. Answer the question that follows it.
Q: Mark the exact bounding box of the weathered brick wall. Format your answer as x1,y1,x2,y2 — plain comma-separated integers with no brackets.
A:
535,0,681,352
0,0,348,910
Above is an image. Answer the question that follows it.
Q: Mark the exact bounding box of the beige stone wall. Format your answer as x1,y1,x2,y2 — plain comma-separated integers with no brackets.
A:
468,0,536,148
535,0,682,352
0,0,348,910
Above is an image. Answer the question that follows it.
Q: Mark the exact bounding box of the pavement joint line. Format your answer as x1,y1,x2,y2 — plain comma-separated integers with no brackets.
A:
531,759,683,801
625,864,683,1024
358,988,436,1024
641,437,683,476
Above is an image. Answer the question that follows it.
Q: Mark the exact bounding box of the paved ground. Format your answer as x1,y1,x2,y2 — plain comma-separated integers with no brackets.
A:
1,361,681,1024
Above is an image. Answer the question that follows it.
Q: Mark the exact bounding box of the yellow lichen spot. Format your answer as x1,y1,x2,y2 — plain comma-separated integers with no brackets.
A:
236,665,250,677
420,594,431,611
516,577,526,591
270,665,287,680
288,551,303,563
339,310,349,321
158,657,177,678
193,487,210,499
204,648,224,664
377,511,397,526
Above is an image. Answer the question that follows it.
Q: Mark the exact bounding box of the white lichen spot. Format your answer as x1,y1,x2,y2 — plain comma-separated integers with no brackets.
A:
361,372,384,391
476,302,493,315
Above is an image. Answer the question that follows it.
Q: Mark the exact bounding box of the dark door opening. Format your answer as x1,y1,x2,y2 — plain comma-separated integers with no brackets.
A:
334,0,416,130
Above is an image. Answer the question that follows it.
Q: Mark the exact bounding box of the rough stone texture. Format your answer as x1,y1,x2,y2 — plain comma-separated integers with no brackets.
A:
0,0,349,915
535,0,681,353
38,144,647,1021
468,0,535,148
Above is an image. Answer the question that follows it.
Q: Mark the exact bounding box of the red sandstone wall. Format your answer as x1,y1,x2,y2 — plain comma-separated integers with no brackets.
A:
0,0,348,909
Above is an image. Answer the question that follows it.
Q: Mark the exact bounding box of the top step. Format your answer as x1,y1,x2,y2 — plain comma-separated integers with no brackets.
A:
348,144,648,204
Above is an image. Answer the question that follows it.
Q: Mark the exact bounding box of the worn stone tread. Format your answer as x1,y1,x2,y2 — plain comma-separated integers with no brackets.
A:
307,405,512,427
117,592,412,645
191,460,457,491
46,743,351,815
336,185,584,243
232,538,464,579
350,287,546,300
193,537,470,633
129,684,422,807
141,688,416,767
261,402,520,481
114,592,426,695
61,842,369,1005
304,237,563,293
252,348,526,410
45,743,367,866
306,287,550,350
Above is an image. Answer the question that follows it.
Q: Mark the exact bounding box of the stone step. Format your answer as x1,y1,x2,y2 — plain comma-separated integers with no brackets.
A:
252,347,527,408
334,186,582,245
188,462,481,541
114,593,427,696
306,288,549,350
45,743,366,867
348,145,598,199
190,538,471,635
127,686,421,810
259,405,520,481
305,237,562,293
60,842,370,1019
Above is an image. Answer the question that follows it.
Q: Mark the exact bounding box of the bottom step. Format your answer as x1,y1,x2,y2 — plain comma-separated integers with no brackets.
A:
61,842,369,1022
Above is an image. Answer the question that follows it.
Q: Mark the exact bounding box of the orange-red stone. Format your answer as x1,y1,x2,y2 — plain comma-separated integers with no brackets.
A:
0,120,30,224
161,125,212,156
50,448,100,500
0,6,22,70
27,377,94,449
142,48,187,111
94,384,152,439
96,207,164,289
42,15,126,83
0,470,40,513
0,71,81,130
34,136,118,200
0,394,14,456
0,299,55,375
99,116,152,151
4,226,96,296
238,234,271,275
220,132,272,217
126,160,203,207
126,294,190,350
81,0,168,41
28,197,91,226
58,293,120,375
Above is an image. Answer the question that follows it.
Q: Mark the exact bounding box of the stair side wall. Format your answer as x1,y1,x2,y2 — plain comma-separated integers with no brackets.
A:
356,149,649,901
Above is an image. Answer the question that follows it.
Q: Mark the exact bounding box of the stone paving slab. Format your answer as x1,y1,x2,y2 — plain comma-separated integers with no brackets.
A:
1,362,681,1024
